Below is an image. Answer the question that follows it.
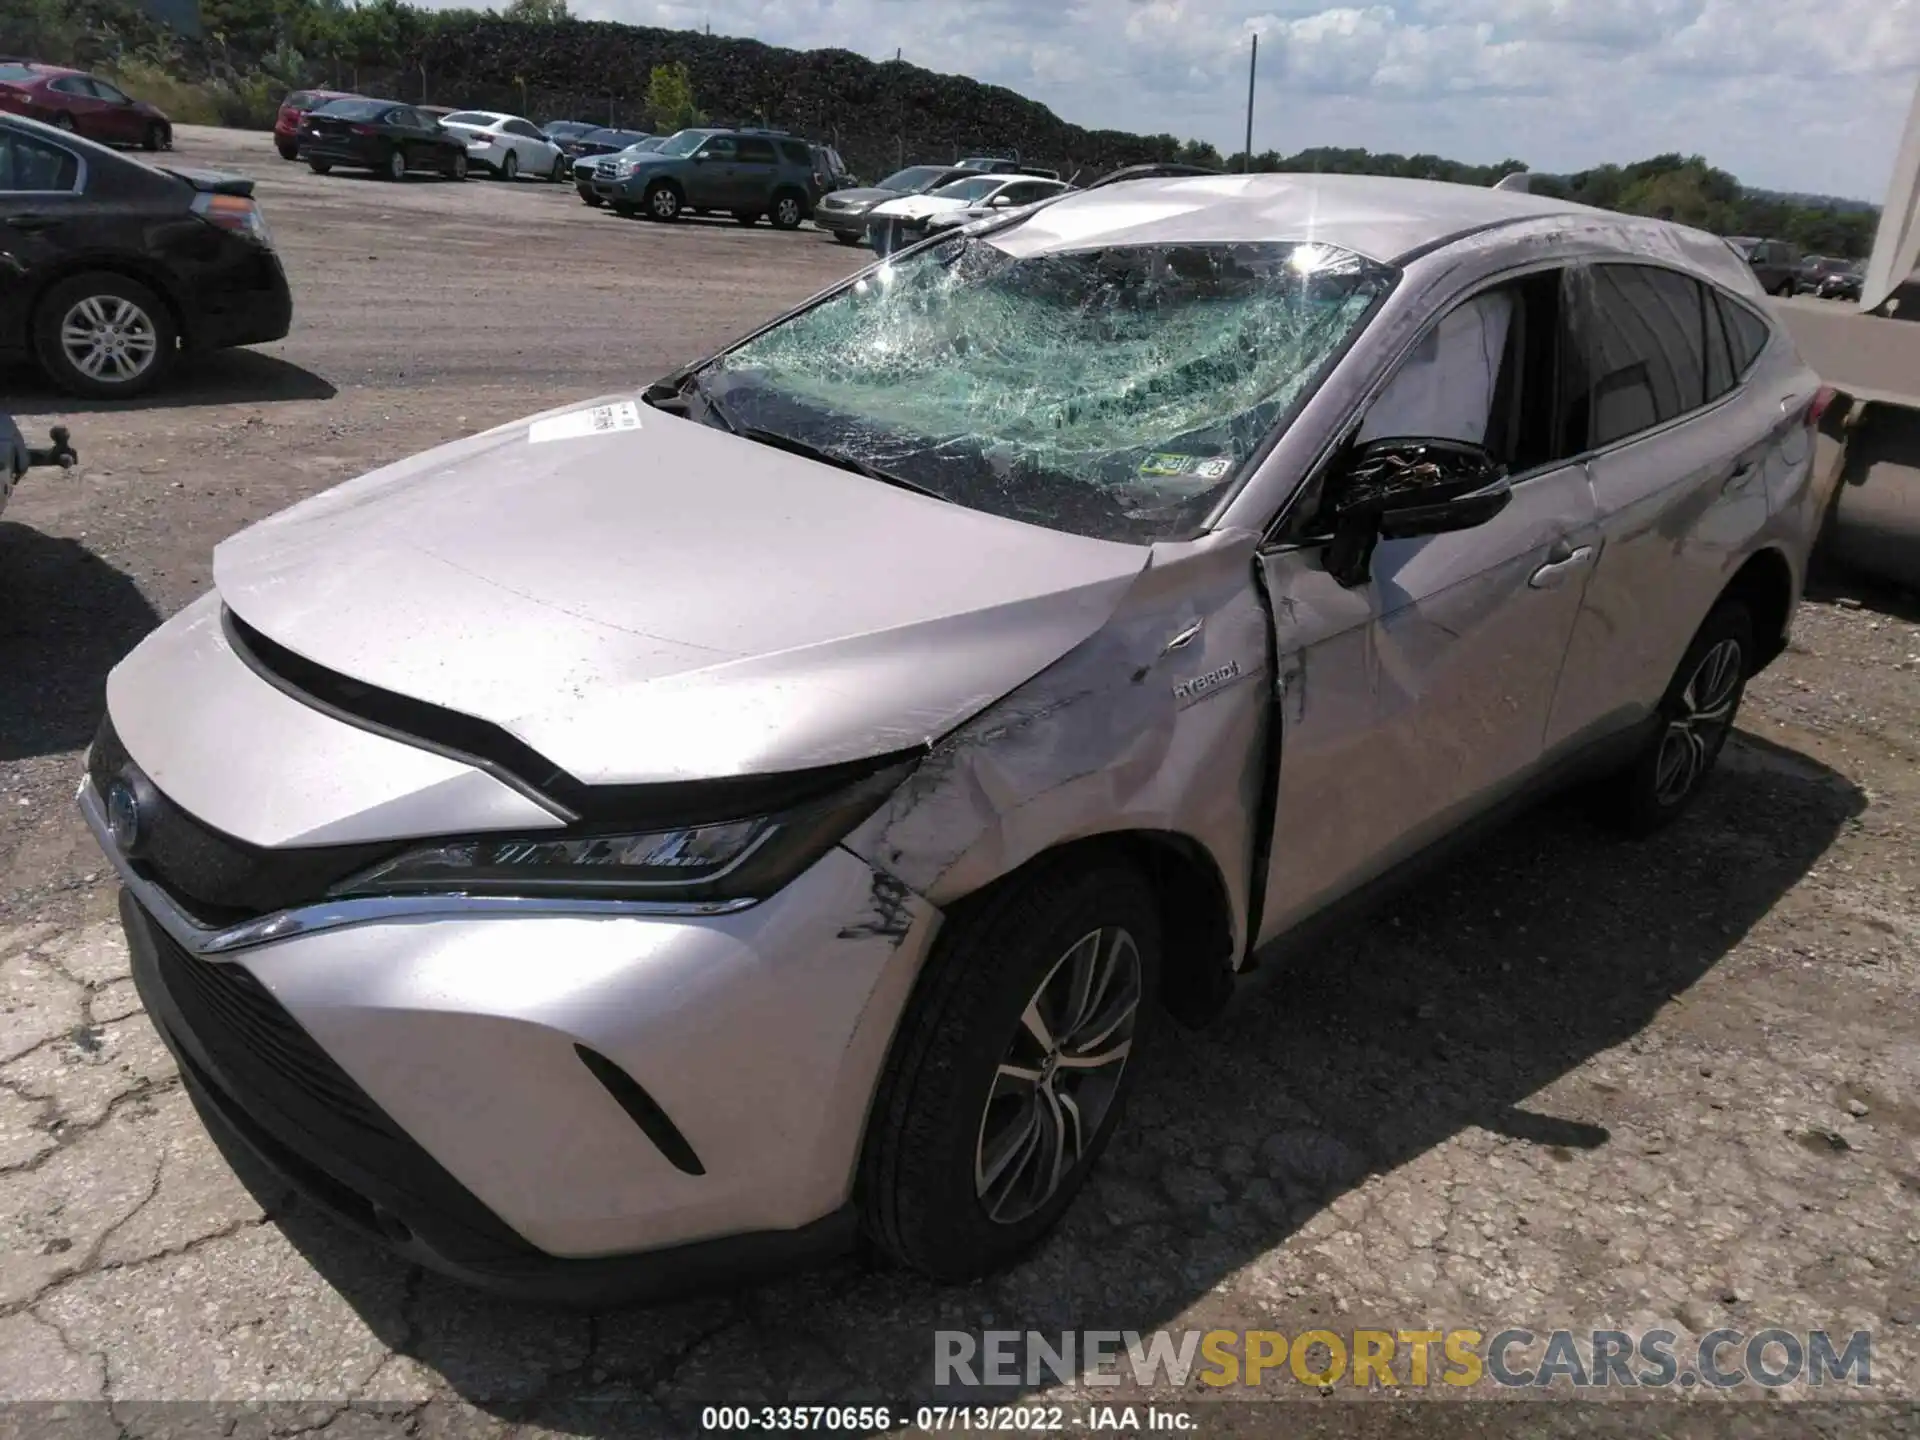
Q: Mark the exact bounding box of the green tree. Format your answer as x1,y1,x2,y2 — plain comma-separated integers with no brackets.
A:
645,60,702,131
503,0,569,21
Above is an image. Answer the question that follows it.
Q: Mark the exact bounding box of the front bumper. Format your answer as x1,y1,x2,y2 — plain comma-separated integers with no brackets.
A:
87,767,942,1302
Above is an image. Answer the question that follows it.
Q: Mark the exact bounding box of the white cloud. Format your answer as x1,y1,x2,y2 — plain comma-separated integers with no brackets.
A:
442,0,1920,198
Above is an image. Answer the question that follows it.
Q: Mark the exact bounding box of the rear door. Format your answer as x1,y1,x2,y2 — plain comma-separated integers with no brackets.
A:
1254,266,1601,939
0,124,88,353
734,135,779,209
1542,263,1784,752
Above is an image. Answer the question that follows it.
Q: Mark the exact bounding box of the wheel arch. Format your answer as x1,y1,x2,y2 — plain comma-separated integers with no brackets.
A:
1721,546,1796,672
771,183,810,216
944,829,1239,1029
27,260,192,351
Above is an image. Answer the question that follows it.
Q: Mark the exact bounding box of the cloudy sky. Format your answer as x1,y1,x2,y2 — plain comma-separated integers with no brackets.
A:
511,0,1920,200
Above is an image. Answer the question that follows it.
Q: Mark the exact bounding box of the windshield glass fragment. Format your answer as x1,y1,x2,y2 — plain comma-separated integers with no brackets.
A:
699,237,1394,543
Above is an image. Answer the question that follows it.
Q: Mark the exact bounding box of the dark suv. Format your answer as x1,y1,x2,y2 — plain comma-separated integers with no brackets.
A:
1727,236,1799,297
593,127,818,226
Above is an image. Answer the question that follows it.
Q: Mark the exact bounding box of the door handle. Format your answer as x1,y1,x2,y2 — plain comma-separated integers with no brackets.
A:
1723,461,1757,495
1528,544,1594,589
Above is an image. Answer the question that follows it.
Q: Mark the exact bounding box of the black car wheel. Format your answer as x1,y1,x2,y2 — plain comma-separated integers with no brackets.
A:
549,155,567,183
275,138,298,161
732,209,760,226
143,122,167,152
644,181,682,221
499,150,519,182
579,188,602,207
770,192,805,230
859,853,1160,1281
448,150,468,182
308,159,332,175
52,113,75,131
34,272,177,400
832,230,861,245
384,147,407,182
1596,599,1753,835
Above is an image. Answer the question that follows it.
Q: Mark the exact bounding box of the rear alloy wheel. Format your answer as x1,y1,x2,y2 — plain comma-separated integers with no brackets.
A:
645,181,681,221
732,209,760,226
143,122,167,152
1597,600,1753,835
499,150,519,182
770,192,805,230
448,150,468,181
35,272,176,400
384,147,406,182
859,856,1160,1281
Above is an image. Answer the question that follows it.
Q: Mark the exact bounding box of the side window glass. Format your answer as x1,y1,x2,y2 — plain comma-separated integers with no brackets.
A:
1703,284,1735,401
1568,264,1709,448
93,79,128,102
736,137,776,164
700,136,737,160
1717,294,1771,376
1357,288,1516,454
0,133,80,191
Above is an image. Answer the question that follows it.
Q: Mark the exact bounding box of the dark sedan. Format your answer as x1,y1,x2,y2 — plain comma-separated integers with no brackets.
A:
1817,264,1865,301
809,163,974,245
0,114,292,398
301,98,470,182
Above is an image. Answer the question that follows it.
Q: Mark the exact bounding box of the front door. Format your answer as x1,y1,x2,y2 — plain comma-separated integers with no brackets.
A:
688,135,740,208
1254,267,1602,941
0,126,87,349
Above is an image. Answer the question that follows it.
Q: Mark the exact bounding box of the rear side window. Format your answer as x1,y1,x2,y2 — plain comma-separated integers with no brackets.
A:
1703,286,1735,401
1566,263,1711,448
736,136,777,163
0,130,80,191
778,139,809,165
1716,294,1771,376
442,112,495,126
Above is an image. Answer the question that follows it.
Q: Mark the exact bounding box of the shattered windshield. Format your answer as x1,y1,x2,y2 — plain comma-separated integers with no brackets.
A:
697,237,1394,543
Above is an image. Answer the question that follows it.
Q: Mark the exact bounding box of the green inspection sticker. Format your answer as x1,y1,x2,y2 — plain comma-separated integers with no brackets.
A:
1139,452,1234,480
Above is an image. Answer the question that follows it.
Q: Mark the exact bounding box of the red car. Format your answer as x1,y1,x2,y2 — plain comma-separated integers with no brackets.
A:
274,88,361,160
0,61,171,150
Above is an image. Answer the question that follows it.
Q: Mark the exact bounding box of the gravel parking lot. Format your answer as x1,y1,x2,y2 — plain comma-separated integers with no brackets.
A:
2,127,1917,1434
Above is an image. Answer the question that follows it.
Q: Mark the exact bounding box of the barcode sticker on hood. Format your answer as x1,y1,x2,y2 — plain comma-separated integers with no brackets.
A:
528,401,641,444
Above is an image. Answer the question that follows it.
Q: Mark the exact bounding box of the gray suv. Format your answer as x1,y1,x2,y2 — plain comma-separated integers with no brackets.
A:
592,126,817,227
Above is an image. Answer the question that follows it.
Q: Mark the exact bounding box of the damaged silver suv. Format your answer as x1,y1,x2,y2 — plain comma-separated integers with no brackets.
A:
85,173,1827,1303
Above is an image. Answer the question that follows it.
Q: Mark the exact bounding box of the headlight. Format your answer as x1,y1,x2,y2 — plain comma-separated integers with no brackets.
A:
615,160,639,176
330,757,916,904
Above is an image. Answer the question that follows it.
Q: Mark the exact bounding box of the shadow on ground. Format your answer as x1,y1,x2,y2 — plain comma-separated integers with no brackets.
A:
0,524,159,762
200,731,1864,1433
5,350,336,416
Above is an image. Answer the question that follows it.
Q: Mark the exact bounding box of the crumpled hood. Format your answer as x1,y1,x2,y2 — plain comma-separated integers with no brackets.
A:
213,395,1149,787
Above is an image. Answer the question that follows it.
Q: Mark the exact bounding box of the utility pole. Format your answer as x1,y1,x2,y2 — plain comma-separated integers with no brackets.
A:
1243,33,1257,173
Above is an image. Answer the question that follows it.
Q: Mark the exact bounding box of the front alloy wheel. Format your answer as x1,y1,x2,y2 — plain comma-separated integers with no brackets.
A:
647,182,681,221
385,147,406,181
859,856,1161,1281
975,927,1142,1225
500,150,519,181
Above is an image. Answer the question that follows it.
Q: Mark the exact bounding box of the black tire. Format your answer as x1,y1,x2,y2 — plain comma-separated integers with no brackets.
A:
51,112,74,132
275,138,299,161
732,209,760,226
769,191,806,230
499,150,518,182
611,200,637,217
33,271,177,400
308,159,331,175
859,854,1161,1281
1595,600,1754,836
143,122,167,152
579,189,602,207
549,155,567,183
832,230,861,246
383,147,406,182
448,150,468,181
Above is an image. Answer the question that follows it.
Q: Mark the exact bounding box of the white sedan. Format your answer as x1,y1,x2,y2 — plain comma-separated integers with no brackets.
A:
435,111,565,182
866,174,1070,254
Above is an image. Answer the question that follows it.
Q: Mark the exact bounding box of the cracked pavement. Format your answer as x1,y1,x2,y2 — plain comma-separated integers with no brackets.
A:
2,129,1918,1434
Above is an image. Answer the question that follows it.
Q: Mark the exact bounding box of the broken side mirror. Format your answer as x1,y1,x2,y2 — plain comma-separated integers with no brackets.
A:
1323,437,1513,588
